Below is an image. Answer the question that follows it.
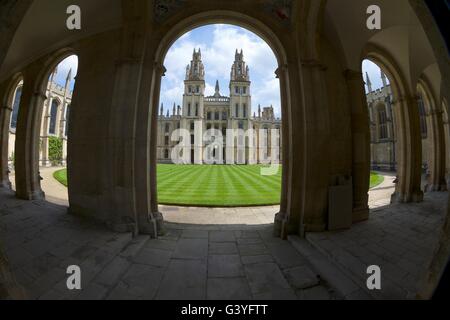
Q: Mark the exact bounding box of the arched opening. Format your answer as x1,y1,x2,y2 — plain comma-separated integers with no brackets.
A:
12,52,78,204
0,75,23,190
153,22,284,228
416,80,447,192
443,100,450,189
362,59,398,209
37,55,77,205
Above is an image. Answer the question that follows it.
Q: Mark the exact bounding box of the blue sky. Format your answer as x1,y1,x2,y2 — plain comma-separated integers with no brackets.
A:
51,55,78,91
51,26,387,112
160,24,282,118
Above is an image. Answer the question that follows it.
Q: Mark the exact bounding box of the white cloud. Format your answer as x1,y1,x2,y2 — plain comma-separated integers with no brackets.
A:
160,24,280,116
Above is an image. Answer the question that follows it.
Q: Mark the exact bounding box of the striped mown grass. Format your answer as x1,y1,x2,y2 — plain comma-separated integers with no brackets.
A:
157,164,282,207
53,167,382,207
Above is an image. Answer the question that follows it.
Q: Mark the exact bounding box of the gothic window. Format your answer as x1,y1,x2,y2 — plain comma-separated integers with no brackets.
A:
190,122,195,131
164,136,169,146
165,123,170,133
418,96,428,138
10,86,22,129
188,103,191,116
222,112,227,121
207,112,212,120
49,100,59,135
196,86,200,93
243,104,247,118
378,109,388,140
65,105,70,137
190,134,194,145
235,104,239,118
243,87,247,95
188,86,192,93
165,149,169,159
195,103,199,117
177,122,180,129
222,128,226,137
215,112,220,120
235,86,239,94
238,121,244,130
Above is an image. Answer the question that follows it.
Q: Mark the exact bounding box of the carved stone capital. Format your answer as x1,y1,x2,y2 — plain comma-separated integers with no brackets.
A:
275,64,288,79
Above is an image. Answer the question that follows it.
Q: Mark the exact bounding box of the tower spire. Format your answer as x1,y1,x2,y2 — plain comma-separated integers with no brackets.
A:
365,72,372,92
381,70,387,88
214,80,220,97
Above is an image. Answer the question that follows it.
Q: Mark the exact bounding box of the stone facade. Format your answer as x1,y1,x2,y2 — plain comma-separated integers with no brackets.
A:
366,71,432,174
7,69,71,169
157,49,282,164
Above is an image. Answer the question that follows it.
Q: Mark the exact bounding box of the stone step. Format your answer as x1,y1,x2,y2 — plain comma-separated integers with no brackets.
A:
288,235,373,300
303,233,410,300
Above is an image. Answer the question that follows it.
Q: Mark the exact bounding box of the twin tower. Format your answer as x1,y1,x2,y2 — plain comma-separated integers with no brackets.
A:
181,48,251,121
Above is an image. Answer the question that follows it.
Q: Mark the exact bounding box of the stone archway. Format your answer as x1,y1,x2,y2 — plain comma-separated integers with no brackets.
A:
138,10,299,238
13,48,77,200
362,46,424,204
0,73,23,189
417,78,447,192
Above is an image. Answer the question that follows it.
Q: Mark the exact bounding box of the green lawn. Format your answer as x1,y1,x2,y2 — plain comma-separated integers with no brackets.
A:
157,164,282,207
53,169,68,187
53,167,384,207
370,172,384,189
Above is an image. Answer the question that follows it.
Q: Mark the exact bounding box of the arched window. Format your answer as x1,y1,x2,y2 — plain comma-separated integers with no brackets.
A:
235,104,239,118
10,86,22,129
165,149,169,159
418,95,428,138
165,123,170,133
378,108,388,140
65,105,70,137
49,100,59,135
243,104,247,118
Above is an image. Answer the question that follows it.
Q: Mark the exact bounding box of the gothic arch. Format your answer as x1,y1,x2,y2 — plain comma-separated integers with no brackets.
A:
362,44,424,203
14,47,78,200
0,73,23,189
417,77,447,191
134,9,302,236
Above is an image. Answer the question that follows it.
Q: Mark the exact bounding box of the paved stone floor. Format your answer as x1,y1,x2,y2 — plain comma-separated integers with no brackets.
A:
368,172,396,210
0,188,338,300
305,191,449,299
1,169,448,300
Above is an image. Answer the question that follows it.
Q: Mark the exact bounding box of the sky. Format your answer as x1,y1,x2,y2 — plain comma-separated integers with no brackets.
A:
160,24,282,118
362,59,390,93
51,55,78,91
50,26,388,112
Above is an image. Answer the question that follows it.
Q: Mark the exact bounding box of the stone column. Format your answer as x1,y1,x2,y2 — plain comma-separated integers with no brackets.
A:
299,59,331,233
40,96,52,167
427,109,447,191
14,75,45,200
391,95,423,203
273,64,299,238
345,70,370,222
136,61,165,236
0,103,13,189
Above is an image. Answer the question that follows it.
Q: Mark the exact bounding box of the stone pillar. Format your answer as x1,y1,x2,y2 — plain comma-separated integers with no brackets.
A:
0,102,13,189
40,96,52,167
391,95,423,203
427,109,447,191
273,64,298,238
345,70,370,222
14,75,45,200
138,61,165,236
299,59,331,233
